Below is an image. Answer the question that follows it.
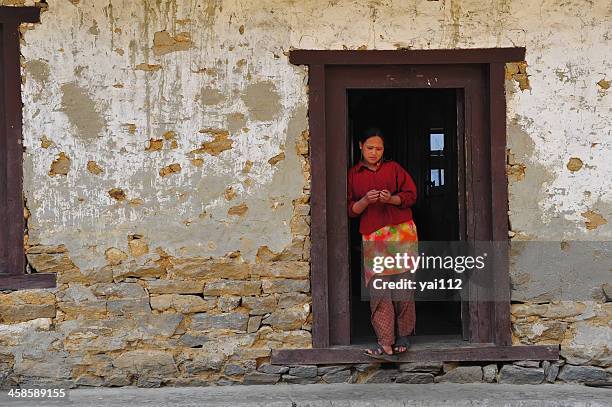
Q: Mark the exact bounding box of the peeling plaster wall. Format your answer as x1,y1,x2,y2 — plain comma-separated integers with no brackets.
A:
14,0,612,271
20,0,309,272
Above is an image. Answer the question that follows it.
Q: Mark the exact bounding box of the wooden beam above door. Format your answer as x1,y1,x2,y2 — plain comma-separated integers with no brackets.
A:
290,48,526,65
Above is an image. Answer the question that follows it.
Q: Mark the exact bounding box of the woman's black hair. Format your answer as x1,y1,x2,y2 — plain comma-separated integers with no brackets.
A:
359,127,385,144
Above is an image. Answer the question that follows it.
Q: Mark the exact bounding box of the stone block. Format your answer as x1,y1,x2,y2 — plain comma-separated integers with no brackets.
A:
179,350,225,374
0,290,56,323
179,333,209,348
317,365,349,375
203,280,261,296
150,294,215,313
91,283,147,299
107,298,151,316
103,373,131,387
290,216,310,236
277,292,310,308
282,374,319,384
289,365,317,378
398,361,442,374
136,313,183,338
74,374,104,387
146,279,204,294
512,320,567,343
322,369,354,383
262,278,310,294
113,350,177,377
0,318,53,347
498,365,544,384
217,295,241,312
26,251,77,275
257,364,289,374
395,372,434,384
483,364,498,383
137,376,163,388
224,364,246,376
558,365,608,383
560,321,612,366
58,300,107,319
435,366,483,383
277,239,305,261
262,304,309,330
190,312,249,331
257,329,312,348
542,360,560,383
64,334,128,353
243,372,280,385
247,316,262,333
0,303,56,323
242,295,277,315
251,262,309,279
14,357,73,379
112,261,165,280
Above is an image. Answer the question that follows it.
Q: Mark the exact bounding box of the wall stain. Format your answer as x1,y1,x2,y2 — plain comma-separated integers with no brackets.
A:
60,83,105,141
24,60,50,84
241,81,281,122
199,87,226,106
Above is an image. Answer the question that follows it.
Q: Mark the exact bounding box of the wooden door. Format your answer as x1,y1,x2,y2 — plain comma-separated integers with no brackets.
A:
326,64,491,345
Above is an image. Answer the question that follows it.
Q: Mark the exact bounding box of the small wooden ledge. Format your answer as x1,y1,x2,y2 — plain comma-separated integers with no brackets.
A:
0,273,57,290
272,344,559,365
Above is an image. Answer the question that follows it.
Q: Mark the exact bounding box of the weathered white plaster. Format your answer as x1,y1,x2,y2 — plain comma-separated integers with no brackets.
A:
15,0,612,272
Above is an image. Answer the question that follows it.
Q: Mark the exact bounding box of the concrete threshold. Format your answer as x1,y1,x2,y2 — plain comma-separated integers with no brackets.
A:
2,383,611,407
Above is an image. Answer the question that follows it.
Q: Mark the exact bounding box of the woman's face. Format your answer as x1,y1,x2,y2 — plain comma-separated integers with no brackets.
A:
359,135,384,165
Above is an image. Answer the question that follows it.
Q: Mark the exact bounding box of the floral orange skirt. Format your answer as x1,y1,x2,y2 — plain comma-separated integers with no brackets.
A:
362,220,419,287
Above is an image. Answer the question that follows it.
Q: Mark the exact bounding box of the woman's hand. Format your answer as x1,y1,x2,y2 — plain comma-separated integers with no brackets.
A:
364,189,380,204
351,190,379,215
380,189,401,205
379,189,391,203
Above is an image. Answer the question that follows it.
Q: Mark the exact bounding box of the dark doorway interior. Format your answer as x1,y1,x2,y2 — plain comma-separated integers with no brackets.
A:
348,89,463,344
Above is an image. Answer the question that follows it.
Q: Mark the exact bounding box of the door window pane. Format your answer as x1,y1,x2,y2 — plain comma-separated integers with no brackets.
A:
430,169,445,186
430,132,444,153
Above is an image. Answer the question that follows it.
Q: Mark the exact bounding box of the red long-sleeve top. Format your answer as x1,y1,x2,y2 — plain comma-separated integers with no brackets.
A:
347,160,417,235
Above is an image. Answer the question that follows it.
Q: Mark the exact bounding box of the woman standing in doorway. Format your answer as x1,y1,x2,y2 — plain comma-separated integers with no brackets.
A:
347,128,419,359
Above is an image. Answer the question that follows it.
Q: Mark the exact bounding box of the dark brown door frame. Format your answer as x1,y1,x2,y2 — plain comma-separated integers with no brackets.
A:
292,49,522,349
0,6,56,290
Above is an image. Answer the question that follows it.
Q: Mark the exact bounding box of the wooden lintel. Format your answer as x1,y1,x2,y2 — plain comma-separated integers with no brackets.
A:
272,344,559,365
289,48,526,66
0,6,41,23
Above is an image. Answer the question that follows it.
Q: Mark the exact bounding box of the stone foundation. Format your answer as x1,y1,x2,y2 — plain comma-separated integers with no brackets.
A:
1,280,610,388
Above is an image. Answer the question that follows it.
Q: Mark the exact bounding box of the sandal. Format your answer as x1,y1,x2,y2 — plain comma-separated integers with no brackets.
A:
393,336,410,354
364,344,398,361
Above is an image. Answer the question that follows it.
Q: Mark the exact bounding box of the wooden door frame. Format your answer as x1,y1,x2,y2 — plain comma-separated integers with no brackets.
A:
0,6,56,290
292,49,521,349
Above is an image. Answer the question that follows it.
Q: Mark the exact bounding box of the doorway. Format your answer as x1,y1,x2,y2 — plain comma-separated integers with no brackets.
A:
347,89,463,344
286,50,524,351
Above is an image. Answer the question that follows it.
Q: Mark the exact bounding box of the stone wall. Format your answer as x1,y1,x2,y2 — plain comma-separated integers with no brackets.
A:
0,0,610,388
